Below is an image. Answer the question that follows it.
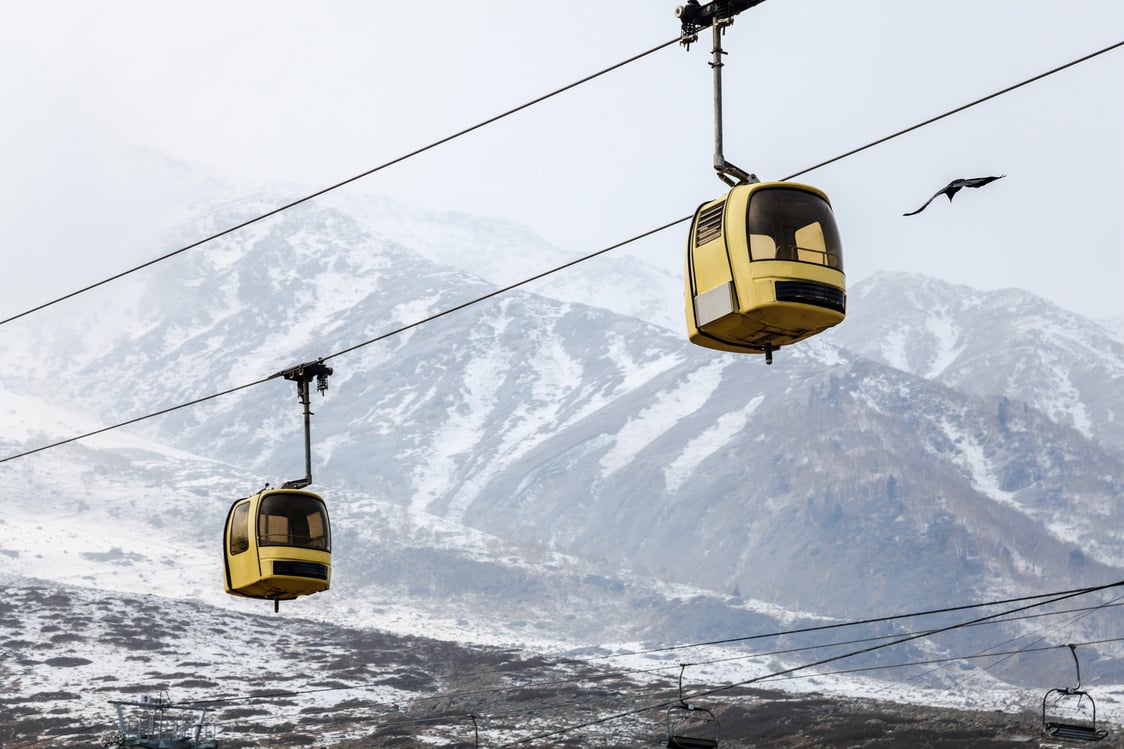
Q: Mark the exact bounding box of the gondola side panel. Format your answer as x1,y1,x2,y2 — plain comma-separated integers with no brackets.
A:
223,497,261,597
222,490,331,601
685,195,749,352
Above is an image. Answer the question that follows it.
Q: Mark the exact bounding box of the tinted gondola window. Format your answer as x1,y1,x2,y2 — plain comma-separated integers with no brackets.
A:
258,492,331,551
746,188,843,270
229,501,250,555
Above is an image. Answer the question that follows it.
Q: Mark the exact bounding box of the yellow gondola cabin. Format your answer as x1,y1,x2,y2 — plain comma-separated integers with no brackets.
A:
223,487,331,603
685,181,846,362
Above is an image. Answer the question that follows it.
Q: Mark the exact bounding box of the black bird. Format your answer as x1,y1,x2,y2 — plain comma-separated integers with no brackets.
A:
903,175,1005,216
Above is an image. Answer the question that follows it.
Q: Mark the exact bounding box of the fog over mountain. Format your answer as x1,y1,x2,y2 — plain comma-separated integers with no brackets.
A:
3,189,1122,745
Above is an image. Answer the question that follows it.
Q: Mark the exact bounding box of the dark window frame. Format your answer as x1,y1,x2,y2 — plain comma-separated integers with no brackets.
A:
746,188,844,271
257,492,332,552
229,501,250,555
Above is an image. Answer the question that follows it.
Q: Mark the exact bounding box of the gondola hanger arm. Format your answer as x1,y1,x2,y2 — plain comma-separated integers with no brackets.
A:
273,358,334,490
676,1,762,187
1064,643,1084,694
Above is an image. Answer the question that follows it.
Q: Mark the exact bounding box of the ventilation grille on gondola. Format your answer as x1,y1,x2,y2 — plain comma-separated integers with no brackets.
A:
775,280,846,313
694,203,725,245
273,561,329,580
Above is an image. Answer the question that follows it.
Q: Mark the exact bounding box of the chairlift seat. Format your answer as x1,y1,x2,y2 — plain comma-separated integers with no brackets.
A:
1045,722,1108,742
668,736,719,749
1041,646,1109,743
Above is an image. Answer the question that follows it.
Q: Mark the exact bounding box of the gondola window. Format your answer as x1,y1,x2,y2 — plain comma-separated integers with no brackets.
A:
229,502,250,555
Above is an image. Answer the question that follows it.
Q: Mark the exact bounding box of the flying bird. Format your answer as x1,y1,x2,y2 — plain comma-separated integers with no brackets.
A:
903,175,1006,216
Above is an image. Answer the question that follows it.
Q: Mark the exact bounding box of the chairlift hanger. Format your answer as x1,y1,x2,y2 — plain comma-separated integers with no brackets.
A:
1042,644,1109,742
664,665,720,749
278,359,334,490
469,714,480,749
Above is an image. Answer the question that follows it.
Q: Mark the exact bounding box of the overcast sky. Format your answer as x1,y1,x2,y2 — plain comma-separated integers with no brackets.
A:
1,1,1121,325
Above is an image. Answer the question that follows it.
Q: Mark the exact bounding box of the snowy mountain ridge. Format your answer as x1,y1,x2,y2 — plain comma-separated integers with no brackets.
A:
830,270,1124,451
3,190,1124,746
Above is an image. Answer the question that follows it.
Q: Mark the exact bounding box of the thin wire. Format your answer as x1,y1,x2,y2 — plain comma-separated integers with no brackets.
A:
0,38,681,329
492,580,1124,748
581,585,1124,661
770,635,1124,684
171,585,1122,714
694,583,1124,702
782,40,1123,180
0,376,272,463
199,634,1124,748
440,636,1124,742
939,591,1124,692
321,218,687,362
674,599,1124,675
4,38,1117,334
0,219,684,466
13,588,1116,749
2,41,1119,463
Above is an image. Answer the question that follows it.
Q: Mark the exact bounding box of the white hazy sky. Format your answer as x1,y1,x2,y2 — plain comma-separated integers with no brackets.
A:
1,1,1122,324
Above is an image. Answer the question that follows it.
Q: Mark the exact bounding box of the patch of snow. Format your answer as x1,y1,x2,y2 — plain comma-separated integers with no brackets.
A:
410,346,506,515
600,361,725,478
924,309,963,377
603,334,683,395
881,326,910,372
392,293,443,325
664,394,764,492
938,417,1016,506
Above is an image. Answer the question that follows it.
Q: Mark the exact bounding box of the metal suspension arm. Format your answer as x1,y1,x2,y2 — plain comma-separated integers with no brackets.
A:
708,22,754,186
676,0,763,186
1067,643,1083,692
274,358,333,490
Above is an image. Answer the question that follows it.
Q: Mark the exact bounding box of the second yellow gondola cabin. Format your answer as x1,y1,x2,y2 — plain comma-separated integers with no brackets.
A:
685,181,846,363
223,487,331,603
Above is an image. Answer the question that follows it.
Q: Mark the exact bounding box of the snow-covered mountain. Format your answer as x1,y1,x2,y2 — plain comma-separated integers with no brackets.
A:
831,272,1124,453
4,190,1123,744
324,191,684,333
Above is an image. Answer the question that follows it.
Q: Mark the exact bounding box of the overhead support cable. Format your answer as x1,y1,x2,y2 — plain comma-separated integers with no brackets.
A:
9,585,1122,749
319,219,686,363
493,580,1124,748
0,37,681,329
771,635,1124,684
583,584,1124,660
2,39,1116,331
691,581,1124,706
0,42,1119,464
783,39,1123,180
0,377,273,463
174,585,1124,714
0,219,687,465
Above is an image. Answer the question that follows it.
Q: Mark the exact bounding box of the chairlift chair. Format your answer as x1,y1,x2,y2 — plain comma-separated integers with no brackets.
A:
1042,644,1109,742
665,702,720,749
663,665,720,749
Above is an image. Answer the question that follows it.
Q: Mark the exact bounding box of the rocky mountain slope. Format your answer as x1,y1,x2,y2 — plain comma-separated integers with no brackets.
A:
2,191,1122,744
8,581,1122,748
831,272,1124,453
